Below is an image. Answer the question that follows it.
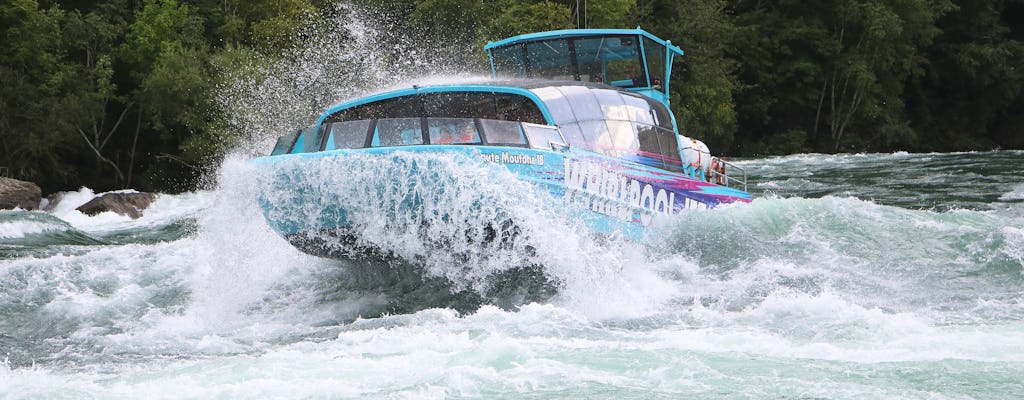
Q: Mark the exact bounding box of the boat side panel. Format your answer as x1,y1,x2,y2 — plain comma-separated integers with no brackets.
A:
253,146,750,240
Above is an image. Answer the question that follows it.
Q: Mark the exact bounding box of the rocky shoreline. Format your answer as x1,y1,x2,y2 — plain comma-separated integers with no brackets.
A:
0,177,156,219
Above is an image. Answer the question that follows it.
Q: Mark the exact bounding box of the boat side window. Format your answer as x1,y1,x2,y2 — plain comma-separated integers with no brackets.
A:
493,93,546,124
522,123,567,150
325,92,548,126
575,120,608,150
621,93,656,125
531,87,576,126
366,96,423,119
602,120,639,158
644,96,674,131
592,89,630,121
653,125,683,173
636,123,662,168
643,37,666,90
422,92,493,119
427,118,480,145
557,85,604,122
302,126,322,153
373,118,423,147
479,119,527,145
271,130,300,155
326,96,423,123
324,120,372,150
557,124,588,149
290,133,306,154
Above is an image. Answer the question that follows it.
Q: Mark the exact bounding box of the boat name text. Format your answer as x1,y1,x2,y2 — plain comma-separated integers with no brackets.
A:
479,152,545,166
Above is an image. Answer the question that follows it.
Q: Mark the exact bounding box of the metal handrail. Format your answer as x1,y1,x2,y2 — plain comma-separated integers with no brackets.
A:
708,157,747,192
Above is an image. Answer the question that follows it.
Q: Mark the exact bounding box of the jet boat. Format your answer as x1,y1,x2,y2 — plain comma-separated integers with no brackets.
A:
252,28,751,257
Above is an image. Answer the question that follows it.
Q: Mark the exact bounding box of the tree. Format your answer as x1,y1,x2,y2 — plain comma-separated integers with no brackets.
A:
62,7,132,186
636,0,740,151
810,0,953,151
729,0,952,154
906,0,1024,150
0,0,79,186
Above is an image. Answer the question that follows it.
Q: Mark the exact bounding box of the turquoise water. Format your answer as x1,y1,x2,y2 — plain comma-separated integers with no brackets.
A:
1,151,1022,399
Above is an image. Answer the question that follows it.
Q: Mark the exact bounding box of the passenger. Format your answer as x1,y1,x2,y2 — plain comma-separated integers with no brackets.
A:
436,126,454,144
456,123,477,143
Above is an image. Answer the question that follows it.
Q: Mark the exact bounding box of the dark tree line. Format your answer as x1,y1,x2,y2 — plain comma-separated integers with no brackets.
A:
1,0,1021,193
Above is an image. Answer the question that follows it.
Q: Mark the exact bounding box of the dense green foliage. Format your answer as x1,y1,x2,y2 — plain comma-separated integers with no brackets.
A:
1,0,1021,193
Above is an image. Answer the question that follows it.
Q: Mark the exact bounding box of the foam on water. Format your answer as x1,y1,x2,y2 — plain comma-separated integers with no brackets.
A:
2,2,1023,397
0,212,72,240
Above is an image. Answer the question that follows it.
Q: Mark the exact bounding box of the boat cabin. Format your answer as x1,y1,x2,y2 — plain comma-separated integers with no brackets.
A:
271,82,687,173
484,28,683,108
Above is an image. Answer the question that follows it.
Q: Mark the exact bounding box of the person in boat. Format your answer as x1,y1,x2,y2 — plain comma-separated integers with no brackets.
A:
436,126,455,144
455,122,477,143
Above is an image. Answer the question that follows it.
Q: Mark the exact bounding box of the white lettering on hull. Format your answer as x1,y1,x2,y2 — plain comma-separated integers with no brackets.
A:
479,152,545,166
563,159,707,225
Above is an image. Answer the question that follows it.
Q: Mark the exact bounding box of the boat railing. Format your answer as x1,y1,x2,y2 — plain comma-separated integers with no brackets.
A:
709,157,747,192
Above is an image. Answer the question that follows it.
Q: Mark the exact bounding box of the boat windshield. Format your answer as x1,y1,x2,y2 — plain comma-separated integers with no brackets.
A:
290,117,565,153
491,35,647,88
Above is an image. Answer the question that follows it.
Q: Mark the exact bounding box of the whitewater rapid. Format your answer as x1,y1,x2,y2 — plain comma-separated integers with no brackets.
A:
1,151,1022,399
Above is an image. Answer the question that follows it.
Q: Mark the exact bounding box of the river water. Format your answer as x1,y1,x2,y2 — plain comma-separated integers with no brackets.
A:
1,150,1022,399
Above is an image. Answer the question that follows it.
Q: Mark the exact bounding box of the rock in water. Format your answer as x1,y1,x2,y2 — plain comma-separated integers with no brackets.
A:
0,177,42,210
76,192,157,219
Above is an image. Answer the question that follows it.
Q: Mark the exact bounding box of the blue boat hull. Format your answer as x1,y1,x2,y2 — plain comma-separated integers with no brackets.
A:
250,145,750,256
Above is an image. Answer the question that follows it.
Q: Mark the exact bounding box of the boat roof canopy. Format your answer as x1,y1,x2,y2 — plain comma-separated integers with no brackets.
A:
485,28,683,108
316,82,680,160
318,81,675,132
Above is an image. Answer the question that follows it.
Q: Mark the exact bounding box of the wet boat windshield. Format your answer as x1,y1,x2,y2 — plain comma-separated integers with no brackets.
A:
271,117,565,155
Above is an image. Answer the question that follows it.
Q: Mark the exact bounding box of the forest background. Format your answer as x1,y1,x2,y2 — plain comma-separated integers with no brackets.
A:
1,0,1021,193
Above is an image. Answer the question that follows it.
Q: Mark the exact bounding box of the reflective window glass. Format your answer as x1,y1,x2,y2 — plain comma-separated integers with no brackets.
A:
603,120,638,157
422,92,495,119
577,120,609,146
302,126,323,152
621,93,655,124
636,123,664,169
557,123,588,149
573,36,643,86
492,45,526,78
494,93,547,124
290,134,305,154
525,39,572,79
326,120,371,149
644,37,666,90
644,96,674,130
427,118,479,145
271,130,300,155
592,89,630,121
523,123,566,150
479,119,526,145
323,96,421,122
373,118,423,147
324,92,548,125
655,126,683,172
531,87,576,125
557,86,603,122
